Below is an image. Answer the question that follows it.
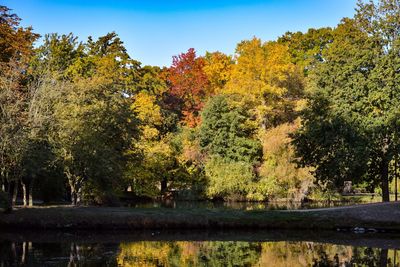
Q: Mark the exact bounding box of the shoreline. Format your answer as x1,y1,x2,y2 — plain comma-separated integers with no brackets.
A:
0,202,399,232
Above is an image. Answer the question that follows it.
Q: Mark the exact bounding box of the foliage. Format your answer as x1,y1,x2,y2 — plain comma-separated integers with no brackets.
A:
0,6,39,67
223,38,304,129
167,48,209,127
30,33,84,79
0,5,40,206
205,156,255,200
53,78,140,205
293,1,400,201
4,1,400,206
199,95,262,163
203,51,233,94
278,27,334,74
257,121,314,201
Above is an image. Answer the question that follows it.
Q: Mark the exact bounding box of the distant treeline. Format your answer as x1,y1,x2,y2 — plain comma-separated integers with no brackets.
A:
1,0,399,207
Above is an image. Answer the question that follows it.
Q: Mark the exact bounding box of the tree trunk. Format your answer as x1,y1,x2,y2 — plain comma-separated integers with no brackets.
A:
379,249,388,267
71,185,77,206
28,179,34,207
11,181,18,206
161,178,167,196
69,243,78,267
70,182,83,206
381,158,390,202
22,182,27,207
0,178,4,192
21,242,27,264
395,157,398,202
76,187,82,205
2,179,11,212
11,242,17,263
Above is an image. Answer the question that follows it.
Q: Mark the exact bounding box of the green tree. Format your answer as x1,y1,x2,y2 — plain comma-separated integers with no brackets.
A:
293,0,400,202
200,95,262,200
278,27,334,75
53,78,140,205
199,95,262,163
30,33,84,79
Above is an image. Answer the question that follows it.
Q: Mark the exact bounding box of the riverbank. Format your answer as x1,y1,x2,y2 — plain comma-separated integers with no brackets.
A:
0,202,399,231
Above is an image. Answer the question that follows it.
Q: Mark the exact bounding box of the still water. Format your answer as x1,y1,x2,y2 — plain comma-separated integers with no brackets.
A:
1,231,399,266
127,199,377,211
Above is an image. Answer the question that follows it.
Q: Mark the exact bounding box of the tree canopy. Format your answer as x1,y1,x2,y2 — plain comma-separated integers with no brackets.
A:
1,0,398,207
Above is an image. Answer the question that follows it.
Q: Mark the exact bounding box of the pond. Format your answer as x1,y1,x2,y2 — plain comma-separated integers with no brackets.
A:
127,198,378,211
1,230,399,266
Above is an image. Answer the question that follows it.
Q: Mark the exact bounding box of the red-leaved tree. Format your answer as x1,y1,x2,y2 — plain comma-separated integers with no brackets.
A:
167,48,209,127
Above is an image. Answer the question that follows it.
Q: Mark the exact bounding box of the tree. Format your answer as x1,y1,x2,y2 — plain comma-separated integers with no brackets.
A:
203,51,233,94
293,0,400,202
257,121,314,201
205,156,255,200
53,78,140,205
30,33,84,79
0,5,39,206
167,48,209,127
223,38,304,129
82,32,142,93
200,95,262,200
199,95,262,163
0,6,38,67
278,28,334,75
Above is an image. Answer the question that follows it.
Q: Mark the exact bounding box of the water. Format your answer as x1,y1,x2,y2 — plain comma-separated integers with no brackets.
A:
127,199,376,211
1,231,399,266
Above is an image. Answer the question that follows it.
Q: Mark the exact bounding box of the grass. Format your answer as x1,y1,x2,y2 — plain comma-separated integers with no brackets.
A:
0,202,399,232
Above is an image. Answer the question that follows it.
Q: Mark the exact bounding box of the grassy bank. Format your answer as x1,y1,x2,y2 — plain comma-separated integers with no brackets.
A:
0,202,399,232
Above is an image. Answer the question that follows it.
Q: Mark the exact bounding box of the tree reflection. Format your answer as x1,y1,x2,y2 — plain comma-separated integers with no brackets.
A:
0,239,399,266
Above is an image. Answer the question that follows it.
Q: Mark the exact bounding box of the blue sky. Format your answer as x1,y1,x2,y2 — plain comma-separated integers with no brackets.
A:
5,0,357,67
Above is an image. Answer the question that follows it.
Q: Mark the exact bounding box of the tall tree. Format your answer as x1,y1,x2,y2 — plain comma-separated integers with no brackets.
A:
200,95,262,200
293,0,400,202
0,5,39,206
53,78,140,205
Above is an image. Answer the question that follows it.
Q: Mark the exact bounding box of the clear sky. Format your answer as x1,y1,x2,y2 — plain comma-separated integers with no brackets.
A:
4,0,358,67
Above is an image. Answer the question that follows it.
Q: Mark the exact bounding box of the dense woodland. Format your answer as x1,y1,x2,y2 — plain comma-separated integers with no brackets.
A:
1,0,400,208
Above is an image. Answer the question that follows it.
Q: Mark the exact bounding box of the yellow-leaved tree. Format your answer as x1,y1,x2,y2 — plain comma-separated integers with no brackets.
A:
223,37,304,129
203,51,234,95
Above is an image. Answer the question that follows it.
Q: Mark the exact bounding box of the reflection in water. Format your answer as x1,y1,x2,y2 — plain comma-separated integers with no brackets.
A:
127,199,374,211
0,239,399,266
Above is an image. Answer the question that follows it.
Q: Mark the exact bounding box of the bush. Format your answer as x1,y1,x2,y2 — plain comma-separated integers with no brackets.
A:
205,156,254,201
258,121,314,201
